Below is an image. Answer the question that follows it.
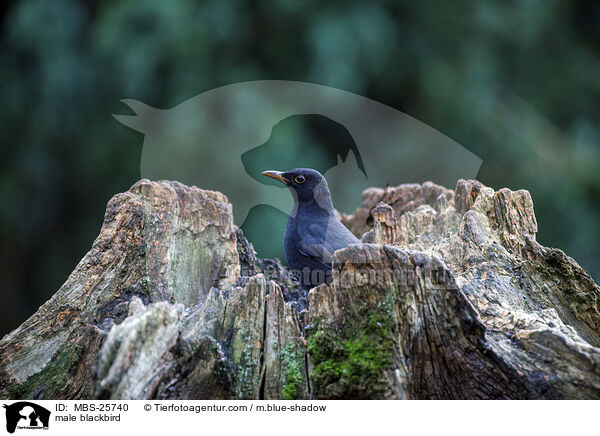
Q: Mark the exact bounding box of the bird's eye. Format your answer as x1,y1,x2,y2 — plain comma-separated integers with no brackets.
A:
295,175,305,184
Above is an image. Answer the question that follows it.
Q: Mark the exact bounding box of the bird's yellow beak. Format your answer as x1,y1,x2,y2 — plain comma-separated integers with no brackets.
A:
261,170,289,184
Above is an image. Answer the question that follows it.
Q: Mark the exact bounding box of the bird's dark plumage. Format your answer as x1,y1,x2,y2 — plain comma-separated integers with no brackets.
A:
262,168,362,287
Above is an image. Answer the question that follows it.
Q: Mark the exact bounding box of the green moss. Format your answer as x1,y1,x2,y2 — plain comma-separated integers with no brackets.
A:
235,346,259,399
139,276,151,296
8,344,83,399
536,249,596,307
231,328,261,399
280,343,304,400
308,314,394,399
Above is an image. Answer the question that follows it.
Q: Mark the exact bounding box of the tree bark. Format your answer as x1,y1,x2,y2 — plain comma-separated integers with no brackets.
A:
1,179,598,399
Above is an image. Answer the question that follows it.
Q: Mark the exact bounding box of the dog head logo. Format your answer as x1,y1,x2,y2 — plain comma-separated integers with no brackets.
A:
3,402,50,433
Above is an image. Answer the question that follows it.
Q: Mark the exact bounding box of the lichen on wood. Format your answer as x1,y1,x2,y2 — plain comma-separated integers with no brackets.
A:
1,178,599,400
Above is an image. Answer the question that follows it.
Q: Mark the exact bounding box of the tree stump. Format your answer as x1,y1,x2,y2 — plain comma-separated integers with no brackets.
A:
1,179,598,399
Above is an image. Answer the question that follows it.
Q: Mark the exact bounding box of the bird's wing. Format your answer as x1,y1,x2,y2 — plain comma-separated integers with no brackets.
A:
298,241,335,267
298,219,361,266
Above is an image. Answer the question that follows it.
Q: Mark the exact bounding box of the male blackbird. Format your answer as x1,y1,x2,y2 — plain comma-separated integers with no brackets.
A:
262,168,362,287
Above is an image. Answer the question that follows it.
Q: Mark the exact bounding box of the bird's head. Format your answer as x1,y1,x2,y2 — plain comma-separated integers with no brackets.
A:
261,168,334,210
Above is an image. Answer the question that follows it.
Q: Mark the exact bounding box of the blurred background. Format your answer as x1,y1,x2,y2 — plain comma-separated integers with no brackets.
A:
1,0,599,337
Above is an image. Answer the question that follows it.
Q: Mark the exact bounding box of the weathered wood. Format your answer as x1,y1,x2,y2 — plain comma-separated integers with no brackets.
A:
1,178,598,399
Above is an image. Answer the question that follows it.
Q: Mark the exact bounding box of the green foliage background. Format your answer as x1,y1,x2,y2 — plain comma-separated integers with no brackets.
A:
1,0,599,336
